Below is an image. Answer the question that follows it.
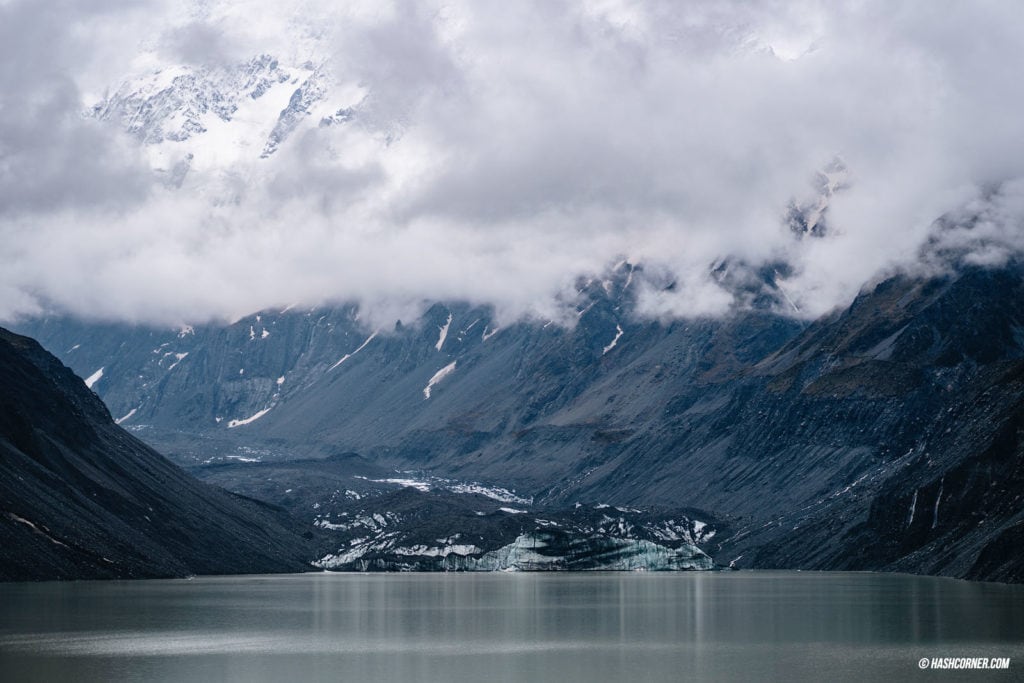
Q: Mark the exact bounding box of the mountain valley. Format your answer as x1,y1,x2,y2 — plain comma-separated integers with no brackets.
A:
13,258,1024,581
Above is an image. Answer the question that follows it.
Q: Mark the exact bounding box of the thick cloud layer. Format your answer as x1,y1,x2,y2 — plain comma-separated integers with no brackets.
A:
1,0,1023,327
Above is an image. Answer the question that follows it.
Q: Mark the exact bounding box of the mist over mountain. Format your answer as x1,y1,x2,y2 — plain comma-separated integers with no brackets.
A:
16,250,1024,581
3,1,1024,582
2,0,1024,328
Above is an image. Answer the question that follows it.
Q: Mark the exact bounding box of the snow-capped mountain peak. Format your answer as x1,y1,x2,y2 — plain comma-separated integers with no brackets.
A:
786,156,850,238
89,54,362,171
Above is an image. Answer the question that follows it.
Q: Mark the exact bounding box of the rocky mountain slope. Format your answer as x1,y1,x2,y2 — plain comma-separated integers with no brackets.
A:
0,327,315,581
13,260,1024,581
195,453,720,572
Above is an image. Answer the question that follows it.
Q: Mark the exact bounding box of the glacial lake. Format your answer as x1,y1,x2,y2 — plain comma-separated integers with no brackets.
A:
1,571,1022,682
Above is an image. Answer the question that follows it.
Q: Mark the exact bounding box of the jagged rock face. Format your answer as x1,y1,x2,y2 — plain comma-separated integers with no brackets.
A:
193,458,720,572
694,265,1024,579
0,327,315,581
453,533,711,572
12,263,1024,582
316,523,712,573
294,487,716,572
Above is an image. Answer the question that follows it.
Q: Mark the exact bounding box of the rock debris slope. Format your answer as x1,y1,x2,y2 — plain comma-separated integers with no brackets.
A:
0,328,314,581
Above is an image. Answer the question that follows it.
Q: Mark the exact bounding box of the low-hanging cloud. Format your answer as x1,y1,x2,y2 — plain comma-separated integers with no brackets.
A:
1,0,1023,328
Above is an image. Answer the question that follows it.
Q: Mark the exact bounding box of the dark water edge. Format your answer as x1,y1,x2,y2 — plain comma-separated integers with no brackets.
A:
1,570,1022,682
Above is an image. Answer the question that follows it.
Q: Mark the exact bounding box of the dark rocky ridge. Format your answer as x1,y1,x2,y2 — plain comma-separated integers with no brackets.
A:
678,266,1024,581
0,328,315,581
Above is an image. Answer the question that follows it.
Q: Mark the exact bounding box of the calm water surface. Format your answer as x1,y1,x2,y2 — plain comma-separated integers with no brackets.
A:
1,571,1022,682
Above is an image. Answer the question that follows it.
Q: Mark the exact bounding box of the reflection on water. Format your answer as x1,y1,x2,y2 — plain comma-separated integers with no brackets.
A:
1,571,1022,682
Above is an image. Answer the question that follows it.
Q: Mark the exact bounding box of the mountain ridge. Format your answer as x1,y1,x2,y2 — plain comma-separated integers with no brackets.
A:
0,327,316,581
10,261,1024,582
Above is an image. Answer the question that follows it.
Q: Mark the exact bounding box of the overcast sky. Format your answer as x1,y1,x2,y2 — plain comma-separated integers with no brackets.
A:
1,0,1022,327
